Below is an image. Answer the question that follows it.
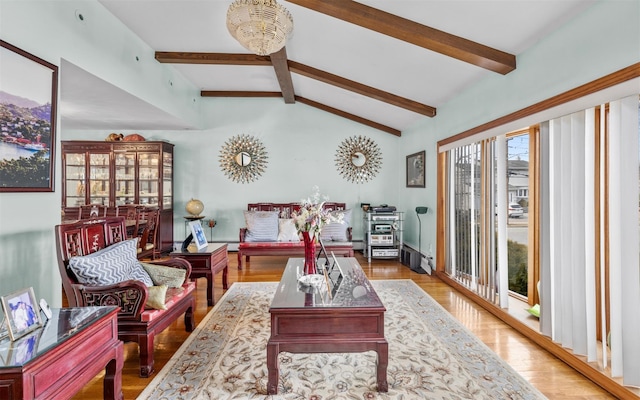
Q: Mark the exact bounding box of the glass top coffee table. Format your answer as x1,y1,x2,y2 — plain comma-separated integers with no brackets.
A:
267,257,388,394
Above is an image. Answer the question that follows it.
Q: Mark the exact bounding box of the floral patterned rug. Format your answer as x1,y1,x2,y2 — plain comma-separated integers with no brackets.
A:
137,280,546,400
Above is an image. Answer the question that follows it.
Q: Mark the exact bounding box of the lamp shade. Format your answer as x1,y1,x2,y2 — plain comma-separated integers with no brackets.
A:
227,0,294,56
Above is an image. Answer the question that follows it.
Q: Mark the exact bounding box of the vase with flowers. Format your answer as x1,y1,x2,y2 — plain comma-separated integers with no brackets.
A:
292,186,344,275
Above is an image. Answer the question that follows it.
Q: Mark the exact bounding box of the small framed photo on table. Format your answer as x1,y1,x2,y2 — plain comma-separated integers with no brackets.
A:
189,220,208,251
0,287,42,341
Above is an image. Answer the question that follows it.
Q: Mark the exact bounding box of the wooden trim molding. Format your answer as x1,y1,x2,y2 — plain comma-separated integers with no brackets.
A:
435,64,640,399
439,63,640,148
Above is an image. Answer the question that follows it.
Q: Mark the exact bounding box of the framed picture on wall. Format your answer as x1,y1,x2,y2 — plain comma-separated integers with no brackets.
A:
406,150,425,188
0,287,43,341
0,40,58,192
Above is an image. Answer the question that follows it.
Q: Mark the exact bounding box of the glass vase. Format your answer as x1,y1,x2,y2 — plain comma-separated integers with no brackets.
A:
302,231,317,275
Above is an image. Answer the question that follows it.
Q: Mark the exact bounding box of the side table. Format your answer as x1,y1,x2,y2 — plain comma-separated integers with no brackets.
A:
0,306,123,400
170,243,228,306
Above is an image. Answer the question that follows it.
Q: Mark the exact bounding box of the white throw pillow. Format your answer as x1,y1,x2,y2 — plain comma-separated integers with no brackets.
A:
320,209,351,242
244,211,279,242
277,218,300,242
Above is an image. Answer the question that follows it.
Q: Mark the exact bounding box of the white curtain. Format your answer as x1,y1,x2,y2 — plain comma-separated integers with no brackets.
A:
542,110,596,357
608,95,640,384
540,95,640,385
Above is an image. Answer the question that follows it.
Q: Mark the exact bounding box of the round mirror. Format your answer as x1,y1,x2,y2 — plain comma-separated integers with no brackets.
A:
351,152,366,167
235,151,252,166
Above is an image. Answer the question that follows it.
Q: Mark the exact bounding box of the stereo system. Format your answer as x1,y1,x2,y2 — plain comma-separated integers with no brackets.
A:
371,214,399,221
370,234,393,244
372,248,399,257
374,224,392,233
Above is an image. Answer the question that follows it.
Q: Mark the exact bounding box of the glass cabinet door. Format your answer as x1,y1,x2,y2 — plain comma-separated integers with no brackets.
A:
64,152,86,207
138,153,159,206
162,151,172,209
114,152,135,206
89,153,110,205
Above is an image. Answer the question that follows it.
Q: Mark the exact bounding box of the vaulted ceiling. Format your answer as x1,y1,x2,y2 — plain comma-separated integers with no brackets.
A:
60,0,595,135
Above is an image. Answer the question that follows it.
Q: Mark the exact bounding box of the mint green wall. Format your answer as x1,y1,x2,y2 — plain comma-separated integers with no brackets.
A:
1,0,638,311
0,0,200,308
397,0,640,264
64,97,401,244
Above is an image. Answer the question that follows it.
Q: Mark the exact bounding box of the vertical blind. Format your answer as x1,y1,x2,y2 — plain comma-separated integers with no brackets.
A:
445,94,640,386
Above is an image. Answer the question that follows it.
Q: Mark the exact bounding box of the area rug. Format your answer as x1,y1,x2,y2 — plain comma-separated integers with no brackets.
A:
137,280,546,400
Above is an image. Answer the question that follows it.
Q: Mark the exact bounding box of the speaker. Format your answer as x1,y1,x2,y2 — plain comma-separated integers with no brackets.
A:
401,247,421,270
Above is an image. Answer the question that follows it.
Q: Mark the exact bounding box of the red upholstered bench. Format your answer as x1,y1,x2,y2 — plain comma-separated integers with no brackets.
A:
237,202,354,269
55,217,196,377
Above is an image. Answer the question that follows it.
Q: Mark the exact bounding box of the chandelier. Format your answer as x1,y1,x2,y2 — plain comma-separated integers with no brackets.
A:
226,0,294,56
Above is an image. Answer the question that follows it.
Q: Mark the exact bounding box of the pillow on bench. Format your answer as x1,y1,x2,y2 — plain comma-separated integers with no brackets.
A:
277,218,300,242
68,238,177,310
244,211,279,241
320,209,351,242
141,262,186,288
69,238,153,287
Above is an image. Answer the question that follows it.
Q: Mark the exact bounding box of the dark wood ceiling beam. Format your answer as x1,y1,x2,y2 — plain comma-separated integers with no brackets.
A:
286,0,516,74
295,96,401,136
198,90,401,135
156,50,296,103
269,47,295,103
155,52,271,65
155,51,433,116
289,61,436,117
200,91,283,97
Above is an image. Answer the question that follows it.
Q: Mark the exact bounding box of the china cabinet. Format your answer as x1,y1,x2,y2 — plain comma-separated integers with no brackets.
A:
61,141,174,253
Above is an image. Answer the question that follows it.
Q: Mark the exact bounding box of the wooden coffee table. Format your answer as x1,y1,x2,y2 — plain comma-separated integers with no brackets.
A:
266,257,388,394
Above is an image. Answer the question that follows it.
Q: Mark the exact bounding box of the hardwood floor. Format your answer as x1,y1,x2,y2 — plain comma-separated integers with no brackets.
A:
71,252,615,399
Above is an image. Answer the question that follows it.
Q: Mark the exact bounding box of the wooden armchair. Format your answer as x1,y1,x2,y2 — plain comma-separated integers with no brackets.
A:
55,217,196,377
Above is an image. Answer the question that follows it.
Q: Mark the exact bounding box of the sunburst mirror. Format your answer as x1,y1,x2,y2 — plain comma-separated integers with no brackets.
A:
335,135,382,184
219,134,268,183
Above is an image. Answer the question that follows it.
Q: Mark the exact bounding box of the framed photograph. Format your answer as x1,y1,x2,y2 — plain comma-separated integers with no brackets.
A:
0,287,43,341
189,220,208,251
406,150,426,188
0,40,58,192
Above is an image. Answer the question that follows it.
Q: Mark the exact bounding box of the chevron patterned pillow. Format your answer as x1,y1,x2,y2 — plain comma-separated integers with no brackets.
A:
69,238,153,286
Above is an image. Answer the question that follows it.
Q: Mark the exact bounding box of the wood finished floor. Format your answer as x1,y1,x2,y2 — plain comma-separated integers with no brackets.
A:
71,252,615,399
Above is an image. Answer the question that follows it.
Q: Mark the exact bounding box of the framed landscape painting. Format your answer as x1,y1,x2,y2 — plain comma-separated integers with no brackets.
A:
0,40,58,192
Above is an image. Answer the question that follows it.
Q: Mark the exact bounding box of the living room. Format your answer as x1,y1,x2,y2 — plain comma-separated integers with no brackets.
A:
1,0,639,398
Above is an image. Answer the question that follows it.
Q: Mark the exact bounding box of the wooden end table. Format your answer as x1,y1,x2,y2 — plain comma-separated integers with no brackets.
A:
0,306,123,400
267,258,388,394
170,243,228,306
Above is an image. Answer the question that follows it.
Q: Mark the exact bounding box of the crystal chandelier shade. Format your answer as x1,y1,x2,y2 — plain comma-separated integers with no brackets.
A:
226,0,294,56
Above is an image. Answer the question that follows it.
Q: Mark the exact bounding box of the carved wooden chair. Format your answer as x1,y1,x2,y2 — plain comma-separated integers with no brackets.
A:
136,207,160,260
55,217,196,377
79,204,108,219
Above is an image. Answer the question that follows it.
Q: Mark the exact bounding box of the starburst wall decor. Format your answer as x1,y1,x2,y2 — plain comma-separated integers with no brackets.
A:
335,135,382,184
219,134,268,184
